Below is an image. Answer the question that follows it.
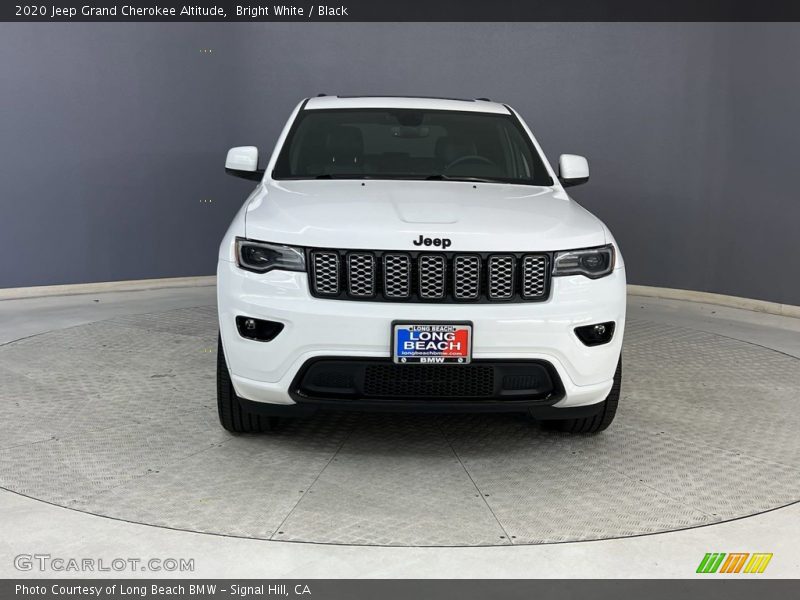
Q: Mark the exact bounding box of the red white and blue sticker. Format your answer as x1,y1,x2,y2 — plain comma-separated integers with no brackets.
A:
392,323,472,364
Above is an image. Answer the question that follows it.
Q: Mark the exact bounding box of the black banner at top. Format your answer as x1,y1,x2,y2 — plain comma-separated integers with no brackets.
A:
4,0,800,22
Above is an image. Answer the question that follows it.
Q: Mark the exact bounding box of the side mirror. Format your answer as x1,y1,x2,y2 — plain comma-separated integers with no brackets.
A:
558,154,589,187
225,146,264,181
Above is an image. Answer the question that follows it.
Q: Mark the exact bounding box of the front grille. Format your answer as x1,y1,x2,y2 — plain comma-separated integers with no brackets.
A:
522,255,548,299
418,254,446,299
311,251,340,295
453,255,481,299
347,252,375,297
488,255,515,299
309,249,550,303
383,253,411,298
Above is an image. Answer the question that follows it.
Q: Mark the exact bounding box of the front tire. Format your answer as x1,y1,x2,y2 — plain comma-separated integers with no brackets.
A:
539,357,622,434
217,335,277,433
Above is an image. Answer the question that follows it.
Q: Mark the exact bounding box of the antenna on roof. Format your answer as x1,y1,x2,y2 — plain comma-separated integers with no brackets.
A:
316,93,327,97
475,97,492,101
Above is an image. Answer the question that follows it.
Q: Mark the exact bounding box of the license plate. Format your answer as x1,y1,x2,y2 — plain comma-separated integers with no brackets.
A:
392,322,472,364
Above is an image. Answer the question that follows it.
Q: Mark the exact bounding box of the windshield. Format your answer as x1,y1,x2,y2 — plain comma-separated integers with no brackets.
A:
273,108,553,186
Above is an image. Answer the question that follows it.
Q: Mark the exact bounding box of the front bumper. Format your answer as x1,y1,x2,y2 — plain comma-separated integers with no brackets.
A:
217,259,626,411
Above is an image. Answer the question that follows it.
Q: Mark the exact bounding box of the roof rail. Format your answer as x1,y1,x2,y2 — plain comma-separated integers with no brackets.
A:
335,95,477,102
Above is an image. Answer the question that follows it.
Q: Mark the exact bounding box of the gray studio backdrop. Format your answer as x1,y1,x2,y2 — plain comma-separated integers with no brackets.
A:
1,23,799,304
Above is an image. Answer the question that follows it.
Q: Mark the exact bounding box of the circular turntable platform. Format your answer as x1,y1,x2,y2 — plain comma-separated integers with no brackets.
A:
1,306,799,546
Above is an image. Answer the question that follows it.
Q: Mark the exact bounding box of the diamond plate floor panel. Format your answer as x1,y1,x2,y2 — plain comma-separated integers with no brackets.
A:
438,415,713,543
1,307,799,546
274,414,511,546
70,414,357,538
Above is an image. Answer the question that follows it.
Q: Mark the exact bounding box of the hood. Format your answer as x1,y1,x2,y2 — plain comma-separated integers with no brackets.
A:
244,180,606,252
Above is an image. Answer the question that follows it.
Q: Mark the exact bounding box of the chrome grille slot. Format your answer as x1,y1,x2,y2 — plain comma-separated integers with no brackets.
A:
522,255,548,299
418,254,446,299
383,253,411,299
453,255,481,299
488,255,515,299
308,249,550,302
347,253,375,297
310,251,340,296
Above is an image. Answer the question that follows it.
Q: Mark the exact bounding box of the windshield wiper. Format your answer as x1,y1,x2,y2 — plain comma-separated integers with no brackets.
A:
424,174,504,183
314,174,382,180
311,174,512,183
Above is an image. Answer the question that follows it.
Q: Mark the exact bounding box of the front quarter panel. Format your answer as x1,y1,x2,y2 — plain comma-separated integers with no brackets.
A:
218,187,260,264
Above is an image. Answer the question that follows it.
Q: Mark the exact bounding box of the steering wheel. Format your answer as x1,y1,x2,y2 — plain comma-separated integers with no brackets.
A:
444,155,496,170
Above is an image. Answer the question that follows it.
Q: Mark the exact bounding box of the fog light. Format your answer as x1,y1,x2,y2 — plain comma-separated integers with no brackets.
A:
575,321,615,346
235,316,284,342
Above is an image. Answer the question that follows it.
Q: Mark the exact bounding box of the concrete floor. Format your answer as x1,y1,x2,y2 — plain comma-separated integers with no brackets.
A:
0,287,799,577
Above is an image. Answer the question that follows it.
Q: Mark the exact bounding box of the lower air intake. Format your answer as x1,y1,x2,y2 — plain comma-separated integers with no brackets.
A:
364,364,495,397
292,358,562,402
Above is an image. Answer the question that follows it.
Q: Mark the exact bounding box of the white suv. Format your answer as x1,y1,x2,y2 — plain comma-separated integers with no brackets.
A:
217,96,625,433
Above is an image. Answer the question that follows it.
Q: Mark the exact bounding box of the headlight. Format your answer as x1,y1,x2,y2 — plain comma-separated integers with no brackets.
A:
235,238,306,274
552,244,615,279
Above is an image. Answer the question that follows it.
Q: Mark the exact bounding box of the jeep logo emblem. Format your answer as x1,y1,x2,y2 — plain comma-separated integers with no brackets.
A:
413,235,452,249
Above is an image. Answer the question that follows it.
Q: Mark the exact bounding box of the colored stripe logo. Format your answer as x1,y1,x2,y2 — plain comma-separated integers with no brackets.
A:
696,553,773,574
